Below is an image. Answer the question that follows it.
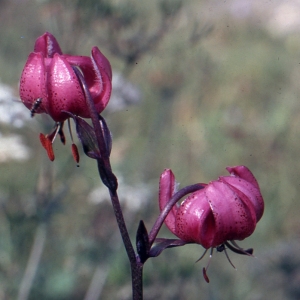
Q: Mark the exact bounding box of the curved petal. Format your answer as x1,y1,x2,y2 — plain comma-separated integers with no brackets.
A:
46,54,86,122
90,47,112,113
19,52,47,114
220,176,263,223
175,190,215,249
159,169,177,234
91,47,112,80
206,181,256,247
226,166,264,221
220,177,257,225
64,54,103,107
63,55,95,90
34,32,62,57
64,48,112,115
226,166,260,191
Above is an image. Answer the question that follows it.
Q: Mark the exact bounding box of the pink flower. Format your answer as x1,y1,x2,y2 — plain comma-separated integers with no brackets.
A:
20,32,112,122
159,166,264,249
19,32,112,161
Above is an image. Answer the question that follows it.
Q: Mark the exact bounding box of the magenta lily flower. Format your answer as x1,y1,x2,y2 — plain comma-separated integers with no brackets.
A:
19,32,112,161
20,32,112,122
159,165,264,281
159,165,264,249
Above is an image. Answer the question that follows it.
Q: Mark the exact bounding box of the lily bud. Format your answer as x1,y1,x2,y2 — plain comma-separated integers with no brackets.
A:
159,166,264,249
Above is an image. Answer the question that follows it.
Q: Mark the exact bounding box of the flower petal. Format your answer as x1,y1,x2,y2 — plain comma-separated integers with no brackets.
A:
159,169,177,234
205,181,256,247
46,54,86,121
34,32,62,57
91,46,112,80
64,54,103,109
226,166,264,221
226,166,260,191
175,190,215,248
19,52,47,113
63,55,94,87
90,47,112,113
64,48,112,115
220,176,261,223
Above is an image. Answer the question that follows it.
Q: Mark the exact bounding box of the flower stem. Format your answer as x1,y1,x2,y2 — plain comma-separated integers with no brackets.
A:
75,68,142,299
132,263,143,300
108,189,137,264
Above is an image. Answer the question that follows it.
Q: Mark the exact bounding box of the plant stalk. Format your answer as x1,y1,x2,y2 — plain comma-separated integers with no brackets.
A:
76,68,142,299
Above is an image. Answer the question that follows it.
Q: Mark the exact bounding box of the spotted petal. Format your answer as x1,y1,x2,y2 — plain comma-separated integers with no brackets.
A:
19,52,47,114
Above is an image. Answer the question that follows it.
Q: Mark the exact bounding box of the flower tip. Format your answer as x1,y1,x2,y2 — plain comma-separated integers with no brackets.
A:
160,168,173,179
159,169,176,203
226,165,261,192
226,165,246,175
34,32,62,57
91,46,112,80
159,168,178,233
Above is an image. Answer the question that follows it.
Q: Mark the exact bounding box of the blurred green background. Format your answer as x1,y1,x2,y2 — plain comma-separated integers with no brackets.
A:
0,0,300,299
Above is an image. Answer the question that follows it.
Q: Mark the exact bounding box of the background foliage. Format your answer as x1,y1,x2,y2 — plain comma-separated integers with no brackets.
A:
0,0,299,299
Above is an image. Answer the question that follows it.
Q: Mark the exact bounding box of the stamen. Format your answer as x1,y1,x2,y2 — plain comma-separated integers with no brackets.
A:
230,240,254,255
202,267,209,283
195,249,208,263
67,119,74,143
225,241,254,256
39,133,55,161
195,248,214,283
58,122,66,144
68,119,80,165
202,248,213,283
71,143,80,166
223,247,236,269
47,123,61,143
206,248,213,271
